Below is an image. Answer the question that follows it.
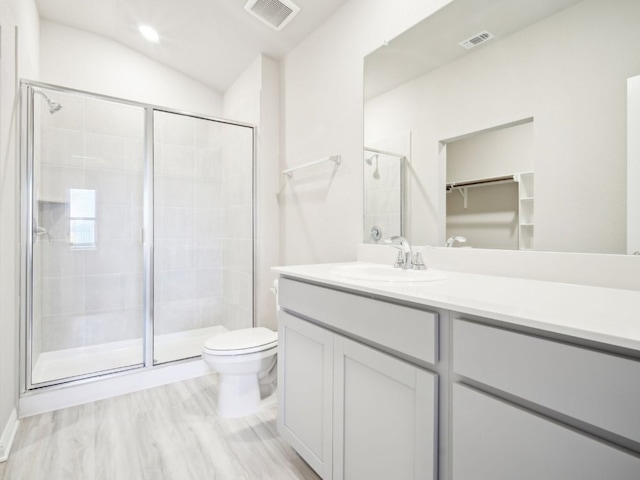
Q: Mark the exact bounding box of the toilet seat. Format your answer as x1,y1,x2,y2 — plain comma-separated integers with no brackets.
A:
203,327,277,356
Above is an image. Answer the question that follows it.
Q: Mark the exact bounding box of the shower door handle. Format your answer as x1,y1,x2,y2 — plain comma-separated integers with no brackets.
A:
33,222,50,242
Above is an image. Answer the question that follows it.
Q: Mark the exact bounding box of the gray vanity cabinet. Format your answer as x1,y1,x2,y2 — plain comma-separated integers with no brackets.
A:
451,318,640,479
277,278,438,480
278,310,333,478
452,384,640,480
332,335,436,480
275,268,640,479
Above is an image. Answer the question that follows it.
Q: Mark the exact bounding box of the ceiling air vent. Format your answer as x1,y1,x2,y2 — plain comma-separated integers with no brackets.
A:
459,31,495,49
244,0,300,31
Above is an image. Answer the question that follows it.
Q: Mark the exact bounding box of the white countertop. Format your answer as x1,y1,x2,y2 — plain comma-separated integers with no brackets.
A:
273,262,640,352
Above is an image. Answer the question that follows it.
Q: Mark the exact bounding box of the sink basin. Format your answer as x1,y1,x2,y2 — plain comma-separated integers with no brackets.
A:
329,264,445,283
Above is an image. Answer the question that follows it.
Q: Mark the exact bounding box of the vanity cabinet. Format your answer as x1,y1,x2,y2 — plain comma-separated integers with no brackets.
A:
333,335,436,480
278,278,438,480
276,273,640,480
278,311,333,478
452,384,640,480
452,318,640,479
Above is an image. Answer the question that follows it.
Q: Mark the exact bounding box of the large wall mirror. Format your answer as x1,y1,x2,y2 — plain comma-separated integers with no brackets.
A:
363,0,640,255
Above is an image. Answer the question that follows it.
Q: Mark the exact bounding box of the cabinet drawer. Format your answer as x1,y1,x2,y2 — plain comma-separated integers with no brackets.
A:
453,318,640,443
279,278,438,364
452,384,640,480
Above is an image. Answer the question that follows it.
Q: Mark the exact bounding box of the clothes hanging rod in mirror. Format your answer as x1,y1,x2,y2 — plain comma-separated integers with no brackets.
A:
364,147,406,158
282,155,341,178
446,174,515,191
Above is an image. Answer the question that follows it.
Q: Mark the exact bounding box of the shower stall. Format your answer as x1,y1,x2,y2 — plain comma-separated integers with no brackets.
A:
21,81,256,390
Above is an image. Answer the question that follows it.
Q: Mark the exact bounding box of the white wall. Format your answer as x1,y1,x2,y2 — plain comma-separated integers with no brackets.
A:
0,0,39,461
446,122,534,184
281,0,640,289
280,0,453,265
39,21,223,116
629,75,640,255
223,55,281,331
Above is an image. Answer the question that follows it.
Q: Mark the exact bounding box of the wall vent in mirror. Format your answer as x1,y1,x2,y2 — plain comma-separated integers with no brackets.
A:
459,31,494,49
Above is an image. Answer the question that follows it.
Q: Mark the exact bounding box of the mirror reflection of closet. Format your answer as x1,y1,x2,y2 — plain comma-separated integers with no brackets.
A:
444,119,533,250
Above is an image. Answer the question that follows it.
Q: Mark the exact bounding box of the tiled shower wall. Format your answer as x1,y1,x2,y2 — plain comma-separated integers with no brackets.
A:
153,112,225,336
37,91,145,353
363,153,402,244
220,123,254,331
151,112,254,336
35,93,254,354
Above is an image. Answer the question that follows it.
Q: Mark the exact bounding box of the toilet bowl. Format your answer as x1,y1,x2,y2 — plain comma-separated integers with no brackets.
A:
202,327,278,418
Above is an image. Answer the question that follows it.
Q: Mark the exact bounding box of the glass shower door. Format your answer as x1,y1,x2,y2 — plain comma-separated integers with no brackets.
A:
28,86,146,386
153,111,255,364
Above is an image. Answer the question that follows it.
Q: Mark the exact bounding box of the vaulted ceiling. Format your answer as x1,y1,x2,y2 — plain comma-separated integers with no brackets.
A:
36,0,348,93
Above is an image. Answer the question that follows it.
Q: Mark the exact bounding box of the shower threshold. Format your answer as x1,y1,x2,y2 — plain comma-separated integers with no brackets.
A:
31,325,227,386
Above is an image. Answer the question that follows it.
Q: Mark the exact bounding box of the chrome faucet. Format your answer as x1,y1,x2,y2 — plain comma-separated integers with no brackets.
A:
384,236,413,269
446,235,467,248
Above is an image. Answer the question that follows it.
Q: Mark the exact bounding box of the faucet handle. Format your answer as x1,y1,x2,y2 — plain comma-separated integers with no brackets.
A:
390,246,406,268
446,236,467,248
385,236,413,269
412,251,427,270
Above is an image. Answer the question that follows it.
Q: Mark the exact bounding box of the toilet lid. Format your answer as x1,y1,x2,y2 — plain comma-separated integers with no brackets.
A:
203,327,278,355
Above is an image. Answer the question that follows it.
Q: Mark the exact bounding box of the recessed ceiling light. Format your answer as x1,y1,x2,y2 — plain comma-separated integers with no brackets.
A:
139,24,160,43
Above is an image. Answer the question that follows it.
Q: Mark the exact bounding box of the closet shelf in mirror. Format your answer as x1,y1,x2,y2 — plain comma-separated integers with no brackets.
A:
446,174,515,191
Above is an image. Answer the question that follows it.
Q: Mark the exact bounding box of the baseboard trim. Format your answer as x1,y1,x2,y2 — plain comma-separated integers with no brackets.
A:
0,409,19,462
19,358,212,418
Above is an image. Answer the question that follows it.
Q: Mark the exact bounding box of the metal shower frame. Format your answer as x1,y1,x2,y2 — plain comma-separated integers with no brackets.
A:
19,79,258,393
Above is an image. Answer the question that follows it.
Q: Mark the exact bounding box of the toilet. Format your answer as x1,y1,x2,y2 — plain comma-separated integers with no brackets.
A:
202,327,278,418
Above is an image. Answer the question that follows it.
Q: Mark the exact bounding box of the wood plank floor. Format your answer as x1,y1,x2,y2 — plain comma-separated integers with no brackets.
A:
0,374,320,480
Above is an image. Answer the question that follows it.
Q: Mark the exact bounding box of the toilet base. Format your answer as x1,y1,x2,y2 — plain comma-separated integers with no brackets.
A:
217,373,261,418
202,342,278,418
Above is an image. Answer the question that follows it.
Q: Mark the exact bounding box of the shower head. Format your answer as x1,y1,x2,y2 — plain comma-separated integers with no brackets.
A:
364,154,380,179
364,154,378,165
34,89,63,114
48,101,62,114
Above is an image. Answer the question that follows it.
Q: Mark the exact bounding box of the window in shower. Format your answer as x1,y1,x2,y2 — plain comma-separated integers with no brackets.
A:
69,188,96,248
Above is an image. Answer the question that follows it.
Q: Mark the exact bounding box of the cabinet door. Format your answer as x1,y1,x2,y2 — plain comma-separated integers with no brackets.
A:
452,384,640,480
278,311,334,479
333,336,437,480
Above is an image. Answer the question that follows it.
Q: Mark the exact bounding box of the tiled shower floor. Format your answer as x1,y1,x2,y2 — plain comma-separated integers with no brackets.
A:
31,326,227,384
